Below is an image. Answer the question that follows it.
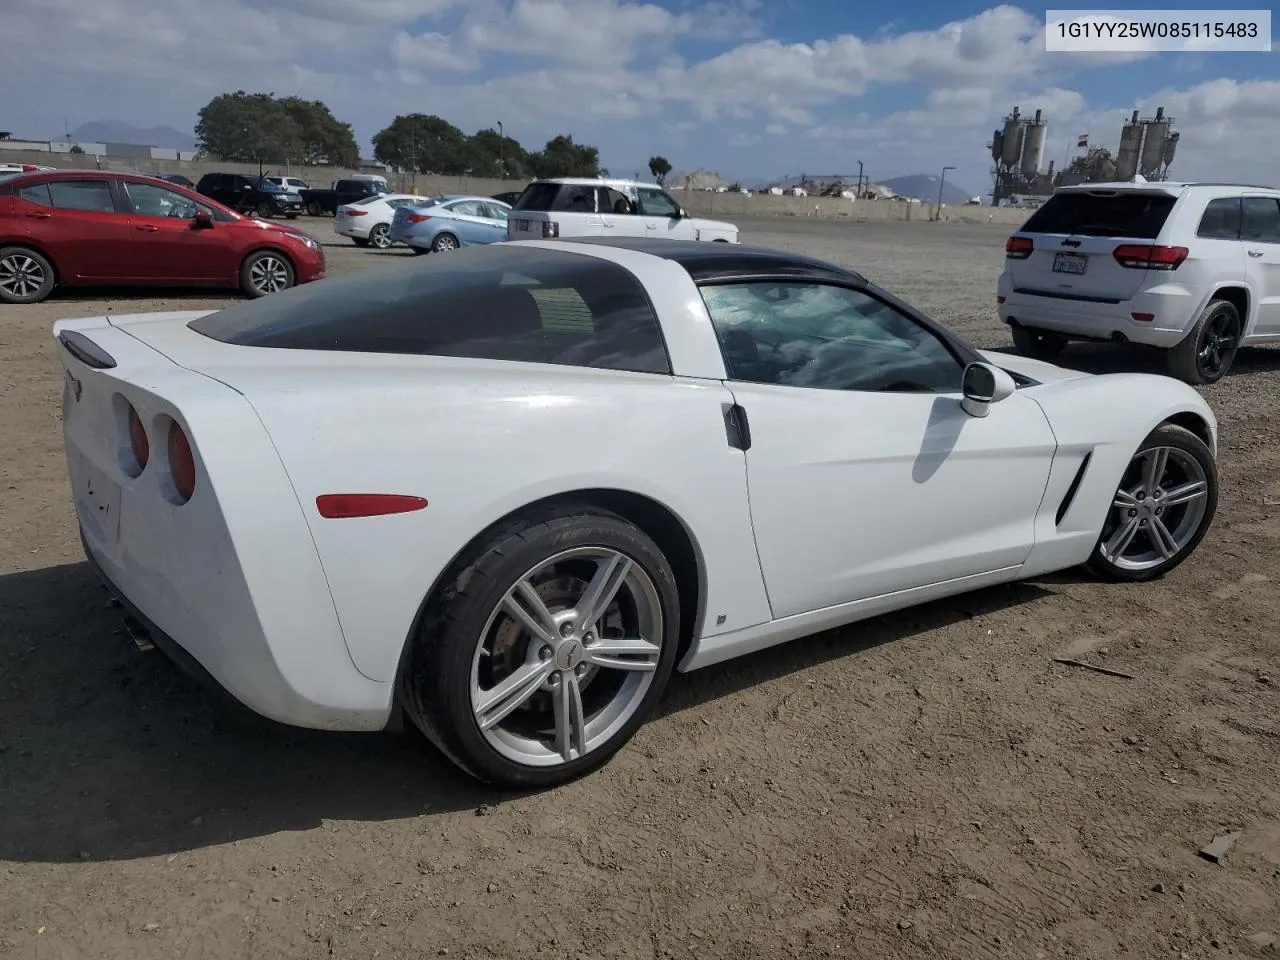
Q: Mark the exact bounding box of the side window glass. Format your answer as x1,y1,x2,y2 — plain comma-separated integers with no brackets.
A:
124,181,206,219
559,186,595,212
1241,197,1280,243
637,188,679,217
46,180,117,213
597,187,633,214
700,282,964,393
18,184,53,207
1196,198,1241,240
447,200,483,217
480,202,509,221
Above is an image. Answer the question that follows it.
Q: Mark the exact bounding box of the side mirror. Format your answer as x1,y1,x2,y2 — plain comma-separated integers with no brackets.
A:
192,210,214,228
242,184,252,190
677,207,687,219
960,362,1016,418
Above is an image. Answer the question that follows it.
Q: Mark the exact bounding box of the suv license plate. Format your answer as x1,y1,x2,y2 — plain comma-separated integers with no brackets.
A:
1053,252,1088,275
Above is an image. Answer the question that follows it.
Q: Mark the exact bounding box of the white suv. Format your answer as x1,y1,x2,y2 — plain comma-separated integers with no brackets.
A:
997,181,1280,384
507,178,739,244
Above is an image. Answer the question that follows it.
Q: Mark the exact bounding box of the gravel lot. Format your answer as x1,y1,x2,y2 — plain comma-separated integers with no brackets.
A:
2,217,1279,960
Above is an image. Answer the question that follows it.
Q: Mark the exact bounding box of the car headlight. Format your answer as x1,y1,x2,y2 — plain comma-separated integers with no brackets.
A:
283,233,320,251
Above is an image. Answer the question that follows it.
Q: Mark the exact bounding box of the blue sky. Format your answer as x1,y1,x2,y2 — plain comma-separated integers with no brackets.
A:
4,1,1277,193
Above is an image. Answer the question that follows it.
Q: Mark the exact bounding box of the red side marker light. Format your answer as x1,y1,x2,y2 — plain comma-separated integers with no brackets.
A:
316,494,428,519
1131,312,1155,322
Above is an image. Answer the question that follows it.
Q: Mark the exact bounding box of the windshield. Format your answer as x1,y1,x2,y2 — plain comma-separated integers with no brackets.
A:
254,177,283,193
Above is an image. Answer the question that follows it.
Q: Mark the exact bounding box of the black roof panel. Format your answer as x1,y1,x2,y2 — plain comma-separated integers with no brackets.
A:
555,237,865,284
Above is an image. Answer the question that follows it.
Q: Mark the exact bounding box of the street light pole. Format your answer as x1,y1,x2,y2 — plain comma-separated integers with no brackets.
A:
857,159,864,197
497,121,504,175
935,165,955,221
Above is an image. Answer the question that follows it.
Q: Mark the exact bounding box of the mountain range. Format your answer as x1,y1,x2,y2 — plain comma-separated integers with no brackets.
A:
60,120,198,151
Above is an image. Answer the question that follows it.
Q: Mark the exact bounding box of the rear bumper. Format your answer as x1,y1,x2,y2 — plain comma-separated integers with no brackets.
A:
997,273,1197,349
335,220,372,239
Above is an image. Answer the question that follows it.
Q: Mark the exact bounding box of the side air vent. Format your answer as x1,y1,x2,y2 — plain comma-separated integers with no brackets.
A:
1055,451,1093,526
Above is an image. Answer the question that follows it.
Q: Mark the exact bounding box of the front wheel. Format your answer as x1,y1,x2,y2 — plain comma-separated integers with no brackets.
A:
400,506,681,787
0,246,56,304
255,203,274,219
1010,325,1068,360
1166,299,1241,385
240,250,295,298
1086,423,1217,582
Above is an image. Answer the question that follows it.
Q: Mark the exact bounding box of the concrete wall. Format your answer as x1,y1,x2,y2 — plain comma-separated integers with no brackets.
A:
0,147,1033,226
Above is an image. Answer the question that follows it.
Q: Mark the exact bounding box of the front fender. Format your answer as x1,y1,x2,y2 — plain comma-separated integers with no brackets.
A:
1019,372,1217,576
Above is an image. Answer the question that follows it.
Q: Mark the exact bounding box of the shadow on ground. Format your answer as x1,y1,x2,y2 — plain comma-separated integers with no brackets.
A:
0,561,1054,865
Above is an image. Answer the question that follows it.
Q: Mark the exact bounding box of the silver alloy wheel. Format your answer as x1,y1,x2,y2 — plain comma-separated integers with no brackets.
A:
249,256,289,295
470,547,663,767
369,224,392,248
433,234,457,251
1099,445,1210,572
0,254,45,299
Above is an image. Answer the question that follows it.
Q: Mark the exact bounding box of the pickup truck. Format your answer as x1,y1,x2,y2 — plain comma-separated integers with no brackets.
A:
298,178,389,216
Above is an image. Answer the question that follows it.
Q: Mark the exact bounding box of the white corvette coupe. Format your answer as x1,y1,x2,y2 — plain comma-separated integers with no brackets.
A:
54,238,1219,787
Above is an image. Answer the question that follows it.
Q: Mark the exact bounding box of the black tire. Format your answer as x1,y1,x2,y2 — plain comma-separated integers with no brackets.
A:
1166,299,1241,385
0,246,56,304
399,504,681,788
352,237,370,248
255,203,274,219
369,224,392,249
1010,325,1068,360
1085,423,1218,583
306,201,324,217
431,232,459,253
239,250,295,298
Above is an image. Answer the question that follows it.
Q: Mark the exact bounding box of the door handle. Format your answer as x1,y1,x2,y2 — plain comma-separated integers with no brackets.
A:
135,225,159,232
1247,249,1264,258
24,212,52,219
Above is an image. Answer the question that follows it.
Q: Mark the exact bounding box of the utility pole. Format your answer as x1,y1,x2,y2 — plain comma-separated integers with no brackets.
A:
856,159,864,197
935,165,954,221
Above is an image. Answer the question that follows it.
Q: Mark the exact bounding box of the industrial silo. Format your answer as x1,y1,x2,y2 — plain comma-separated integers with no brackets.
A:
1001,107,1025,168
1140,106,1170,176
990,129,1004,163
1162,130,1180,169
1116,109,1143,181
1020,108,1046,178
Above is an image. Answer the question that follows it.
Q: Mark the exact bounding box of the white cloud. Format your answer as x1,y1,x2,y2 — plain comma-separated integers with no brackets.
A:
391,30,478,70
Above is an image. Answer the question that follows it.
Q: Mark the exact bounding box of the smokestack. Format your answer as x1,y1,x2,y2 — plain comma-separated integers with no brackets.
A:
1048,159,1055,175
1155,106,1164,120
1131,109,1140,123
1034,108,1042,122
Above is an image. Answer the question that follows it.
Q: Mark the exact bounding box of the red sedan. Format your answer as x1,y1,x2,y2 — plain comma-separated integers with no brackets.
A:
0,170,326,304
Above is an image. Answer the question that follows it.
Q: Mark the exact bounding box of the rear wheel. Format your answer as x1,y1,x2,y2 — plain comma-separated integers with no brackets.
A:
240,250,295,298
1086,423,1217,582
400,505,680,787
1010,325,1068,360
0,246,55,304
306,201,324,217
369,224,392,249
1166,299,1241,385
431,232,459,253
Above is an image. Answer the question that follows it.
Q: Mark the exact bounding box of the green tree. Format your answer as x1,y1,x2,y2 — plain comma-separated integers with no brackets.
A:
372,114,469,174
278,96,359,167
69,144,85,155
464,127,529,179
648,155,671,184
531,135,600,178
195,91,305,164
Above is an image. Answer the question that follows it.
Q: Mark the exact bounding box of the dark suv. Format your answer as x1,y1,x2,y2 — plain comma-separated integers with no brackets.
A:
196,173,303,219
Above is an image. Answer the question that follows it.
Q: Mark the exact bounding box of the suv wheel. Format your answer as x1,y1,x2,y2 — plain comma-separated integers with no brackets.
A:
1166,299,1241,385
1010,325,1068,361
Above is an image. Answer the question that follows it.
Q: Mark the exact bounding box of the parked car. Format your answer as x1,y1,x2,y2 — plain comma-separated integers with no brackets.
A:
53,237,1217,787
150,173,196,189
334,193,428,248
507,177,739,243
998,180,1280,384
299,178,388,217
388,195,511,253
196,172,304,220
0,170,325,303
265,175,310,195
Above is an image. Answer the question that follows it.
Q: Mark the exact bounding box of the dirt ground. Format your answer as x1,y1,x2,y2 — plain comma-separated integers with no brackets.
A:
2,217,1278,960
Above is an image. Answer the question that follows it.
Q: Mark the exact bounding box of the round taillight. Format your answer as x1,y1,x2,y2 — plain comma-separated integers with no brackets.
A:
127,405,149,470
167,421,196,502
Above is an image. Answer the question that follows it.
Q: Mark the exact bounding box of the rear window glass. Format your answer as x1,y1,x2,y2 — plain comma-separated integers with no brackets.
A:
188,245,671,375
1197,197,1242,240
513,183,596,212
1020,191,1176,239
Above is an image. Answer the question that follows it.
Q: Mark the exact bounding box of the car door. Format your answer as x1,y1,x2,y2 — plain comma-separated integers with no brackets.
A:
15,178,136,280
1240,196,1280,337
595,186,645,237
439,200,490,244
700,279,1058,619
119,179,234,282
636,186,696,239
